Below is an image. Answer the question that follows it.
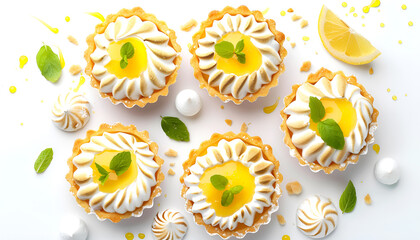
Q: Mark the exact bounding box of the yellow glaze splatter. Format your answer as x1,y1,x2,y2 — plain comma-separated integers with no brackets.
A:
280,11,286,16
402,4,407,10
91,150,138,193
9,86,16,94
282,235,291,240
125,232,134,240
19,55,28,69
380,23,385,27
349,7,355,13
392,95,397,101
342,2,347,7
309,98,357,137
302,36,310,41
87,12,105,22
35,17,59,33
65,16,70,22
74,76,85,92
214,32,262,76
398,40,402,44
263,97,280,114
105,37,148,79
138,233,145,239
199,161,255,217
372,144,380,154
58,47,65,68
408,21,413,26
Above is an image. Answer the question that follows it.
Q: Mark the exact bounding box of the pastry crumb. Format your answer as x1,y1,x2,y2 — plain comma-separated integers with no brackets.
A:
300,19,308,28
67,35,78,45
364,194,372,205
290,42,296,48
241,122,248,132
169,162,176,167
167,168,175,176
369,67,374,75
225,119,232,126
181,19,197,32
69,65,82,75
300,61,311,72
221,105,225,110
165,148,178,157
276,214,286,225
291,14,301,21
286,181,302,195
287,8,294,13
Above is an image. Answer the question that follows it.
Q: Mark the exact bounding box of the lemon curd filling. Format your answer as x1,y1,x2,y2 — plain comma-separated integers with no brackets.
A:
214,31,262,76
91,150,138,193
105,37,147,79
198,161,255,217
309,98,357,137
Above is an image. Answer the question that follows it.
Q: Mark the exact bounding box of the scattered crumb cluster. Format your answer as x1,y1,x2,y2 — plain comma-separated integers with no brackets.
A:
277,214,286,225
181,19,197,32
300,61,311,72
286,181,302,195
165,148,178,176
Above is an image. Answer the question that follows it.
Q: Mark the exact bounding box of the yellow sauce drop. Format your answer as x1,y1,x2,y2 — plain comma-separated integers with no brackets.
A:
302,36,310,41
402,4,407,10
74,76,85,92
91,150,138,193
342,2,348,7
87,12,105,22
362,23,366,27
263,97,280,114
199,161,255,217
286,36,290,41
408,21,413,26
309,98,357,137
262,8,269,15
349,7,355,13
138,233,145,239
353,13,358,17
387,88,391,93
282,235,291,240
58,47,65,68
362,15,365,19
280,11,286,16
34,17,59,34
105,37,148,79
221,105,225,109
19,55,28,69
65,16,70,22
214,32,262,76
372,144,380,154
398,40,402,44
9,86,16,94
380,23,385,27
125,232,134,240
363,6,370,13
392,95,397,101
370,0,381,8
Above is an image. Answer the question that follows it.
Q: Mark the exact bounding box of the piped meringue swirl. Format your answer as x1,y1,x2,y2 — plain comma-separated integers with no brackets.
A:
51,92,91,132
152,209,188,240
283,74,375,167
196,14,281,100
72,132,159,216
184,139,279,231
296,195,338,238
90,16,177,100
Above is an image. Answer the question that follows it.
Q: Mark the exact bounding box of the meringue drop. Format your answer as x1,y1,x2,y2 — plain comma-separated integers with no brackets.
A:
59,215,88,240
51,92,91,132
152,209,188,240
175,89,202,117
374,157,400,185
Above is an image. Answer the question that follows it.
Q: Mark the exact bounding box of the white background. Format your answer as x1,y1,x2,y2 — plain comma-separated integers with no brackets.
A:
1,0,419,239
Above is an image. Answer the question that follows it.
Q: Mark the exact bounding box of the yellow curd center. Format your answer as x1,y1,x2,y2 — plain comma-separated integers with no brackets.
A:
214,32,262,76
309,98,357,137
91,150,138,193
198,161,255,217
105,37,147,79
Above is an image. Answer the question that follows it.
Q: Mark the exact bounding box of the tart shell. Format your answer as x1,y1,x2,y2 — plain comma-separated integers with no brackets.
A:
180,132,282,239
66,123,165,222
84,7,182,108
280,68,379,174
189,5,287,104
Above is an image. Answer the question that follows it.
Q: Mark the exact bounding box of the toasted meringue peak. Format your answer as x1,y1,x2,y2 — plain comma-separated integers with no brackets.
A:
51,92,91,132
152,209,188,240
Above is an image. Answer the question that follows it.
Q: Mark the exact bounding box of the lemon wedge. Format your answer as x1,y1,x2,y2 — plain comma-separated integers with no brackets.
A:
318,5,380,65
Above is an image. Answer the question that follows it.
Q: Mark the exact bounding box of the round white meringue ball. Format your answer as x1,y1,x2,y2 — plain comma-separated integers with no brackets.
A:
175,89,202,117
374,157,400,185
59,215,88,240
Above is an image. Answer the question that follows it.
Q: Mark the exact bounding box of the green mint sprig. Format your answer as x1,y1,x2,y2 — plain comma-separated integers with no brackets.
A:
309,96,345,150
215,39,246,64
95,151,132,185
34,148,54,173
95,163,110,185
339,180,357,213
210,174,244,207
36,45,62,82
120,42,135,69
161,116,190,142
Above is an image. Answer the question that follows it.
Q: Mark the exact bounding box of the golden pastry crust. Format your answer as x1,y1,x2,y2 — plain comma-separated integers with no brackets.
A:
280,68,379,174
84,7,182,108
189,5,287,104
66,123,164,222
180,132,282,238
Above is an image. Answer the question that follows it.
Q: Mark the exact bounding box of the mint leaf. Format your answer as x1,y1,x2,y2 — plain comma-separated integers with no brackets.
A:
235,39,244,53
236,52,246,64
109,151,132,176
34,148,53,173
230,185,243,194
318,119,345,150
98,173,109,185
221,190,234,207
309,96,325,123
95,162,109,175
215,41,234,58
161,116,190,142
120,42,134,59
210,174,228,190
339,180,357,213
120,58,128,69
36,45,62,82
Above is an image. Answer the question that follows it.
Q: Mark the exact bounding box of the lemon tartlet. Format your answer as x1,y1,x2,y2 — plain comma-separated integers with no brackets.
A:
180,132,282,238
280,68,379,173
190,6,286,104
85,7,182,108
66,123,164,222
